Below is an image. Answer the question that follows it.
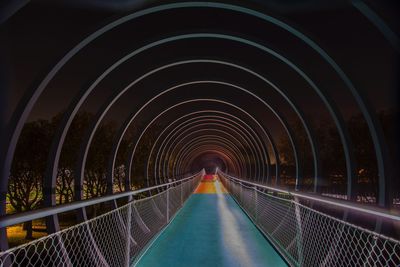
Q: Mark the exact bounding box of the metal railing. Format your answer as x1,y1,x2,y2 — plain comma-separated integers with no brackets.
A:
218,170,400,267
0,170,204,266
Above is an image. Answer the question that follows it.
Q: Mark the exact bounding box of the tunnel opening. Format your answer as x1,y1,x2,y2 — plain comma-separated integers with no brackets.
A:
190,152,227,175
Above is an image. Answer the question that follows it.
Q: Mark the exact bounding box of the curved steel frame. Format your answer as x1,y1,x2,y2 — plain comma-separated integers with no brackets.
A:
183,149,234,174
146,110,270,184
174,137,251,177
124,97,287,193
179,147,237,175
165,128,255,179
27,37,350,226
178,144,245,176
95,67,299,197
33,50,323,229
159,121,261,180
160,124,260,182
72,46,324,198
118,97,279,202
173,138,248,177
150,114,268,183
66,50,318,222
173,136,248,174
0,1,392,250
59,39,353,219
193,149,241,176
178,144,247,176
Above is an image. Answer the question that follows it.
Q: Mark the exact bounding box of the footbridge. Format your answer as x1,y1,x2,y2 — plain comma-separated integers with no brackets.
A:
0,1,399,266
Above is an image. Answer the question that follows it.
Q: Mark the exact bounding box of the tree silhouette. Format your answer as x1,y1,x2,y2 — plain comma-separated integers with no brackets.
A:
278,109,396,204
56,112,92,204
114,138,130,193
278,119,313,188
8,120,53,239
84,121,116,200
130,123,163,188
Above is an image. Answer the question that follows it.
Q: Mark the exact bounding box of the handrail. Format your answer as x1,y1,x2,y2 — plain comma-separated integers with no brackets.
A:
217,169,400,222
0,169,205,228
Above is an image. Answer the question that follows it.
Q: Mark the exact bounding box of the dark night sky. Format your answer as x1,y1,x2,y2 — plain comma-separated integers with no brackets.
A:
0,0,399,144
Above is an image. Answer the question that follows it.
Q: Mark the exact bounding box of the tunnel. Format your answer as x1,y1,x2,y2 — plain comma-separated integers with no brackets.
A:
0,1,399,266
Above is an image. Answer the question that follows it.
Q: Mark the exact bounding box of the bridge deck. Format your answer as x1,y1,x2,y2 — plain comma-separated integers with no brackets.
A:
135,176,287,267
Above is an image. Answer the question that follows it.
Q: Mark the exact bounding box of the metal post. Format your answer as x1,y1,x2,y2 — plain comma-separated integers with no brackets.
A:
124,196,132,267
294,197,304,266
166,186,170,223
180,181,183,206
239,182,243,203
254,186,258,223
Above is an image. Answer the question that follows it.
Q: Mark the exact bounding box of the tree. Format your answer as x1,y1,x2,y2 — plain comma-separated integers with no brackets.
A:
113,138,130,193
8,120,53,239
55,112,92,204
278,118,346,192
130,123,163,188
347,109,397,203
277,119,313,188
315,119,345,194
348,113,377,201
84,121,116,200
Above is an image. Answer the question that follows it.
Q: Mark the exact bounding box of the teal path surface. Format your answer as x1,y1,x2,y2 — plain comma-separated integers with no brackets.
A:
135,193,287,267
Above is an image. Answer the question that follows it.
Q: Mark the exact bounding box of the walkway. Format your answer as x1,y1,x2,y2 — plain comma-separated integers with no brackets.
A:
135,175,287,267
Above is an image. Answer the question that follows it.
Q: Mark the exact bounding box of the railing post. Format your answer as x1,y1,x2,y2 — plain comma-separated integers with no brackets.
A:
124,197,133,267
180,181,183,206
166,186,170,223
294,197,304,266
239,182,243,203
254,186,258,223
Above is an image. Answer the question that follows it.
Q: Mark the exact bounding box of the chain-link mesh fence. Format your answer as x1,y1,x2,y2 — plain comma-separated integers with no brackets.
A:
0,173,203,267
219,172,400,267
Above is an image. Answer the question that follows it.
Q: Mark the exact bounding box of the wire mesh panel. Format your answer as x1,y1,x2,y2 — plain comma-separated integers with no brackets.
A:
0,173,202,267
168,185,183,220
219,173,400,267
